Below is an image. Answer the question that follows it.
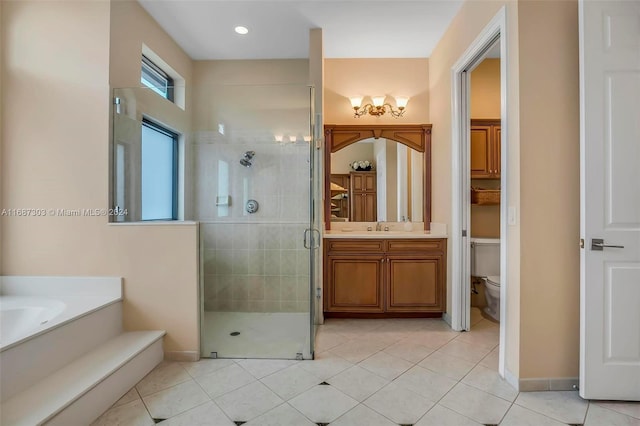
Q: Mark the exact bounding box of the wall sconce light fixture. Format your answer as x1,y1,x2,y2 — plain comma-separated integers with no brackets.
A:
349,95,408,118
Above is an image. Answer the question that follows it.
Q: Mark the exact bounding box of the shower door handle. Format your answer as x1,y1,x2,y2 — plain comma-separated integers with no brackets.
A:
303,229,321,249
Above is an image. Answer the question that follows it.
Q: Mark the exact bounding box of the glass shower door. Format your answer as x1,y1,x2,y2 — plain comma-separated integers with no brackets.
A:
198,84,315,359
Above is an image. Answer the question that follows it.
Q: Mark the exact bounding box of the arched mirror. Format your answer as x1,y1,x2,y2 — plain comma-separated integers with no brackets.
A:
324,124,432,230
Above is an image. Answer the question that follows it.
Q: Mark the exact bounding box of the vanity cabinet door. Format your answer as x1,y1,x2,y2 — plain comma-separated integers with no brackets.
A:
385,255,444,312
324,255,384,313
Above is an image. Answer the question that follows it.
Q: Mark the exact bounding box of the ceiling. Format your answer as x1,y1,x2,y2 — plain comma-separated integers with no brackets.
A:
137,1,464,60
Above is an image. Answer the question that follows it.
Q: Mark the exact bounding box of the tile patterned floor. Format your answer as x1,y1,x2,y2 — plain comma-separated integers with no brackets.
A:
93,313,640,426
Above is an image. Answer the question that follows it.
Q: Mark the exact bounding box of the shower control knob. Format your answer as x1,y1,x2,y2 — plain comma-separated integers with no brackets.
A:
246,199,259,214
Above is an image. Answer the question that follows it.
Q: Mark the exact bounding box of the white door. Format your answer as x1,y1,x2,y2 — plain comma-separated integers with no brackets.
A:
580,0,640,400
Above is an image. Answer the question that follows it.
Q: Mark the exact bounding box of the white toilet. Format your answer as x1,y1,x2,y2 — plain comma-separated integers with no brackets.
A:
470,238,501,321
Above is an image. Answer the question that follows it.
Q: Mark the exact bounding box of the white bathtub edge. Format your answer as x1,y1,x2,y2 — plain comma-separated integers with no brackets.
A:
0,276,122,300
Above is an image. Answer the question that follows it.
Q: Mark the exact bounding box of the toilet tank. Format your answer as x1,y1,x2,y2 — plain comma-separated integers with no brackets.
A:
470,238,500,277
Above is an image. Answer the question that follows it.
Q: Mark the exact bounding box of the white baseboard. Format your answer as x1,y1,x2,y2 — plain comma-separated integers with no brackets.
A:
165,351,199,362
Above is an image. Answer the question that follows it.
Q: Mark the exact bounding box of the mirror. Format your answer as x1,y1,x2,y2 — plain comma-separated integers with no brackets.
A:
324,124,432,230
330,139,423,223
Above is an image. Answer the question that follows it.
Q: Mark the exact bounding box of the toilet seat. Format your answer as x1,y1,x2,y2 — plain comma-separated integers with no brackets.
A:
486,276,500,287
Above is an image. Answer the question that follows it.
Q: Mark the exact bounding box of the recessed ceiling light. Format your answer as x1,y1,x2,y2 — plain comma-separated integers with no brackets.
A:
234,26,249,35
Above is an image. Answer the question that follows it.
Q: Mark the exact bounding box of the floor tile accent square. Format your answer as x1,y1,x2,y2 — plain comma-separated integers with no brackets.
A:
157,401,235,426
515,391,589,424
364,382,435,425
439,383,511,425
326,365,389,401
214,381,284,422
393,365,458,402
91,399,153,426
331,403,398,426
136,362,192,397
243,403,316,426
260,364,322,400
358,351,414,380
194,364,256,399
142,380,211,420
288,385,359,423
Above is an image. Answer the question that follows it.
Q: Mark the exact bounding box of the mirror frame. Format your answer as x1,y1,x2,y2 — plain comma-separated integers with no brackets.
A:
324,124,432,231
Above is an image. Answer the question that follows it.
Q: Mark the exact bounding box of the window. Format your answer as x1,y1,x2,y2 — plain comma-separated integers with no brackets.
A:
141,55,174,102
141,119,178,220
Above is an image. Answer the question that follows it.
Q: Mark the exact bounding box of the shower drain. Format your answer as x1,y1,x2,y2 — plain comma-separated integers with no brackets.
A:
230,331,241,336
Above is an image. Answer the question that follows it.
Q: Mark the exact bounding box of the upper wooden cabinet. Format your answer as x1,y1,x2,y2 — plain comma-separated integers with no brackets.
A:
471,119,501,179
350,171,377,222
350,171,376,192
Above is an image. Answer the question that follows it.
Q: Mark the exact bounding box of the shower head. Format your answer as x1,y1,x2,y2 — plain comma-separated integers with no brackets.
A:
240,151,255,167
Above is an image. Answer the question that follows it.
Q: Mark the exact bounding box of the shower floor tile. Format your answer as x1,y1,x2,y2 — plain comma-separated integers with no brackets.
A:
201,311,310,359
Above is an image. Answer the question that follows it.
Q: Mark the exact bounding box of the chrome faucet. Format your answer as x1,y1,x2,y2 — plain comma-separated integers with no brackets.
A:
376,222,382,231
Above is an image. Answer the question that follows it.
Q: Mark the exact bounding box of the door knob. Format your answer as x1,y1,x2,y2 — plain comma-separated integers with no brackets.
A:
591,238,624,251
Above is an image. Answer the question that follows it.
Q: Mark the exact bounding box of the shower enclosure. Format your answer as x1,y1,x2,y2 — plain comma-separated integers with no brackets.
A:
111,84,318,360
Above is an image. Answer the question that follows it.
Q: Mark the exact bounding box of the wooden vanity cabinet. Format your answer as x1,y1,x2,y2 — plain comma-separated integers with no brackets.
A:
324,238,446,316
470,119,501,179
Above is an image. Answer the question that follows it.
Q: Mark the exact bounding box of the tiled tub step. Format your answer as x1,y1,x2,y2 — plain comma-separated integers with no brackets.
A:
1,331,165,426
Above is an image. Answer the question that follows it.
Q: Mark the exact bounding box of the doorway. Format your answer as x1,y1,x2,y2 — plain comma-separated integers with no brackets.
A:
451,7,509,379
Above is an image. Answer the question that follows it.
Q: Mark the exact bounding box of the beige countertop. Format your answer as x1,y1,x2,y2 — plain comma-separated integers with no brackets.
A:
323,230,447,239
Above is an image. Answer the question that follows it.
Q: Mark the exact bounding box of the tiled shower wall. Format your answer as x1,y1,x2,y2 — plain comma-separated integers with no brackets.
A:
195,130,312,313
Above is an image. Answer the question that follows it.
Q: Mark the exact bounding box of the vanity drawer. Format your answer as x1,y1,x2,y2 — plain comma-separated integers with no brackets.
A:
326,239,384,253
386,239,446,253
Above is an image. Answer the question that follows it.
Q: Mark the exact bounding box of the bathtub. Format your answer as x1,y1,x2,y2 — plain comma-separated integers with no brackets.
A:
0,276,123,402
0,276,122,352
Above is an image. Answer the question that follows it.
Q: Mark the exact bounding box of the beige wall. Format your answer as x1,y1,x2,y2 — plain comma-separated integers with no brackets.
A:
471,58,501,119
518,0,580,379
324,58,429,124
1,0,200,358
429,0,521,377
430,0,581,382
